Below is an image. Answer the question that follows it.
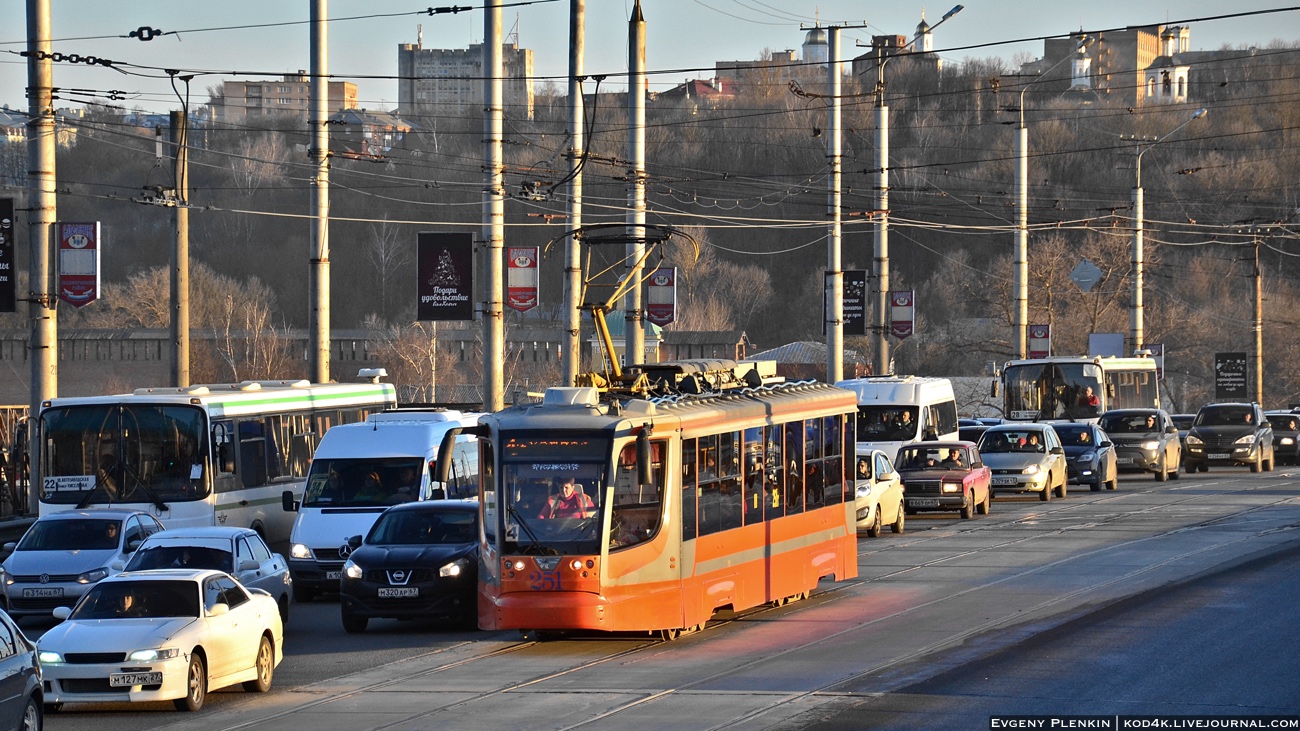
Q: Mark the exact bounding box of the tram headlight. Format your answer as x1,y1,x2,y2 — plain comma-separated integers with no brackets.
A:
569,559,584,571
512,560,526,571
290,543,312,560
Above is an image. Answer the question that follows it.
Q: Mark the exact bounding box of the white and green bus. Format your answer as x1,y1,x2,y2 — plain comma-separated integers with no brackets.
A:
37,379,397,543
1000,356,1160,423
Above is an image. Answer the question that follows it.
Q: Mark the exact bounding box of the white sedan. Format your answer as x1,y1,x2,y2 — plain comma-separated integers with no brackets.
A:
854,449,906,537
37,569,282,712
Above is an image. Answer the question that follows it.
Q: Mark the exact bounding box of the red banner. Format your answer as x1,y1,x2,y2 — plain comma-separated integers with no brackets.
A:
645,267,677,326
506,246,539,313
889,289,914,338
1029,324,1052,359
58,222,101,308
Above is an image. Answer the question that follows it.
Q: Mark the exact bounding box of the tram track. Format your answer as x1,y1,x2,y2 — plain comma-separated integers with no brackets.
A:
180,471,1300,731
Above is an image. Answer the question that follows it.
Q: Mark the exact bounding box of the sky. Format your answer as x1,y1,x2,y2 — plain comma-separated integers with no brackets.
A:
2,1,1300,113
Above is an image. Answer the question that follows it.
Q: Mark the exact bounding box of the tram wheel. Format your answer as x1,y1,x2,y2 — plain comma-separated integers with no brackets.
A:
658,628,681,641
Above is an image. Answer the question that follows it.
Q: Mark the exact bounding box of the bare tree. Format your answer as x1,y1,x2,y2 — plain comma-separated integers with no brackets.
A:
364,216,413,322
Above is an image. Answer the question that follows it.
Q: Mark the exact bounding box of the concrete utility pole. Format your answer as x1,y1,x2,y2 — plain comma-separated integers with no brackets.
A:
483,0,506,411
1253,232,1263,405
872,59,890,377
27,0,57,504
826,26,843,384
562,0,585,386
170,110,190,387
1131,108,1206,354
625,1,646,370
309,0,331,383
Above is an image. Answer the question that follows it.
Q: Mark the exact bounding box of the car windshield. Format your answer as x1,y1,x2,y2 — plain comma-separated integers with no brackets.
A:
978,430,1045,454
302,457,426,507
1099,413,1160,434
1053,426,1094,447
1171,416,1194,430
17,518,120,551
1266,416,1298,431
125,545,233,572
71,580,200,619
1195,407,1255,427
896,446,966,470
855,406,920,442
368,509,477,545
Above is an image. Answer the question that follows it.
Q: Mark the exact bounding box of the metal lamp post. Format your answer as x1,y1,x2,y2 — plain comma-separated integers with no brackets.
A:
1131,107,1207,354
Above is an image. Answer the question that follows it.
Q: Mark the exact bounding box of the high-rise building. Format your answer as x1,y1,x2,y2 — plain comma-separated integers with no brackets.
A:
397,35,535,121
215,72,358,125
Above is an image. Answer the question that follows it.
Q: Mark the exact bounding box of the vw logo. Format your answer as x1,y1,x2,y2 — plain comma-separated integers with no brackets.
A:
338,543,353,558
39,574,50,584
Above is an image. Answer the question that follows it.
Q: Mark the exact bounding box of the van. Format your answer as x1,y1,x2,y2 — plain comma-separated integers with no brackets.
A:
281,409,484,601
836,376,960,461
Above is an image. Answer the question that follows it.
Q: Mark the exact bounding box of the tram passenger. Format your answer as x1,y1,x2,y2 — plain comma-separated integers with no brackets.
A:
539,476,595,519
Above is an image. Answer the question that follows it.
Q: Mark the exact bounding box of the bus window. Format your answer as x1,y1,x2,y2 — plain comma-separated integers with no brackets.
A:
610,440,664,549
237,420,270,488
681,439,698,541
784,422,805,516
213,420,235,475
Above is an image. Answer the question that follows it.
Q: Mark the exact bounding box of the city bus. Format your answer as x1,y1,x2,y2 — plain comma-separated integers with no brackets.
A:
37,378,397,543
1000,356,1160,423
438,360,860,639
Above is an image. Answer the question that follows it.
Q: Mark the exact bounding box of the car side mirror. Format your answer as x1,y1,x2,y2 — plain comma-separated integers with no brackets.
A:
239,559,260,573
125,539,142,554
428,487,446,501
1166,426,1177,434
208,603,230,617
1050,446,1064,455
1101,441,1113,449
110,560,126,572
2,542,14,553
282,490,299,512
347,535,363,549
52,606,72,621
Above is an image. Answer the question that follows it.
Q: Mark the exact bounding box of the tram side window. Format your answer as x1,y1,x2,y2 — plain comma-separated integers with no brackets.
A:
821,415,844,506
481,439,496,542
447,442,479,499
611,441,665,549
697,435,722,536
681,439,698,541
804,418,825,509
716,432,742,533
784,421,805,516
743,427,766,525
764,425,785,520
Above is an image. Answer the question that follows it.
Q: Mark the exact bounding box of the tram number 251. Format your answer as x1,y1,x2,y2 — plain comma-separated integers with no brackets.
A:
528,570,562,591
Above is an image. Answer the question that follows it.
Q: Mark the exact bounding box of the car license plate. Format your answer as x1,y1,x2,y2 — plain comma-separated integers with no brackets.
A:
110,672,163,687
21,587,62,598
1209,453,1230,459
908,498,939,507
378,587,419,598
325,571,341,580
1115,457,1134,465
992,477,1018,486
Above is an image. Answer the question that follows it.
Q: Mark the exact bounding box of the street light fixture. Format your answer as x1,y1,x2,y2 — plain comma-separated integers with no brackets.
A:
1012,36,1090,360
1131,107,1208,354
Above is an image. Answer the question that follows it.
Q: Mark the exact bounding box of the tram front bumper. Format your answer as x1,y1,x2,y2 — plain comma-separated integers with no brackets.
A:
490,591,610,630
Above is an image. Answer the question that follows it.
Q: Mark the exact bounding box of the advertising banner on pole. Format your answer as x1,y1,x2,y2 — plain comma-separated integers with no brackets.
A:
843,269,867,336
1215,352,1248,400
1029,324,1052,359
57,221,101,308
645,267,677,326
416,232,474,321
0,199,14,313
889,289,914,338
506,246,539,313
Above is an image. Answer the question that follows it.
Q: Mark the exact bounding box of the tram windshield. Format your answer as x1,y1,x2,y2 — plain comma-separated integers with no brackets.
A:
40,404,209,506
500,434,610,555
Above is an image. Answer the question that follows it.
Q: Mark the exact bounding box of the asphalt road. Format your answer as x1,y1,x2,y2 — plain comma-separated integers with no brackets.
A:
22,466,1300,731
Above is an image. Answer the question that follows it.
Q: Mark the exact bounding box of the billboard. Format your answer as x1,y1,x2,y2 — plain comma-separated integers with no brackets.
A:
416,232,474,321
1028,324,1051,359
645,267,677,326
57,221,101,308
0,199,13,313
843,270,867,336
1215,352,1248,401
889,289,914,338
506,246,539,313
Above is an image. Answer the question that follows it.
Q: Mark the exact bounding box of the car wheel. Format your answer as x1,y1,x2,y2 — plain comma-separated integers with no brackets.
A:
1264,451,1274,472
278,594,290,624
1251,452,1262,473
293,585,315,603
1169,458,1181,480
342,611,368,634
892,502,906,533
243,635,275,693
1056,475,1067,499
173,653,207,712
1039,482,1052,501
42,703,60,715
977,488,991,515
1107,476,1118,490
1155,456,1168,481
866,507,882,538
1200,462,1209,473
20,694,39,731
959,491,974,519
1091,477,1102,492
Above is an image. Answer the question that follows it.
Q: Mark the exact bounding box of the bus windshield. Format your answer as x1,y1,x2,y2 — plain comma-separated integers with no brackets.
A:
855,406,920,442
41,404,209,506
499,434,610,556
1004,362,1104,421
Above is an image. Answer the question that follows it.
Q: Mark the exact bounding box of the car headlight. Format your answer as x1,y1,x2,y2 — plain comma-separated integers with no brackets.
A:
439,559,470,578
855,483,871,498
1139,441,1159,451
1235,434,1256,445
290,543,313,560
941,482,960,493
343,559,363,580
1079,451,1096,461
1021,464,1040,475
38,651,63,664
127,648,180,662
1281,437,1294,445
77,568,109,584
1186,434,1203,445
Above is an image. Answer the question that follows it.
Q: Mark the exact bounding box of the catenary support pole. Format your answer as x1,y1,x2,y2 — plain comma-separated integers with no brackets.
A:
483,0,505,410
309,0,331,383
562,0,584,386
826,27,843,384
170,110,190,387
625,1,646,369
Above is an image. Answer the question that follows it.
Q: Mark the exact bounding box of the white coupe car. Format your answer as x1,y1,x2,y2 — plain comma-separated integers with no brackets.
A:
37,569,283,712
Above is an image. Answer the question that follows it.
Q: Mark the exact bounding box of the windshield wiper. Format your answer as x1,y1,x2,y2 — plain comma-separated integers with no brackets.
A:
75,470,117,510
121,460,169,513
506,505,558,556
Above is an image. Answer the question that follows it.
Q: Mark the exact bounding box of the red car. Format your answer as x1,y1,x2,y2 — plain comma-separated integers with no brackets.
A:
895,441,993,519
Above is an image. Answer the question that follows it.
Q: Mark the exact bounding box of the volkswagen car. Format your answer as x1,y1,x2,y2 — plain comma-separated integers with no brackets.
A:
977,424,1068,501
339,500,479,632
0,509,164,617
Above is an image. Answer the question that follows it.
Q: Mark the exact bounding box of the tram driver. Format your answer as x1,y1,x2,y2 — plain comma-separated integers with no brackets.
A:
539,475,596,519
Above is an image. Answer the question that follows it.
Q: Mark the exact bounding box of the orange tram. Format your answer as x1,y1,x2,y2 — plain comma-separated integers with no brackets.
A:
443,361,860,639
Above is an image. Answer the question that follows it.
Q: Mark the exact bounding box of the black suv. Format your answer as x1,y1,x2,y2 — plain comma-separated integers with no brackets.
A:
1183,402,1275,473
1098,409,1182,481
